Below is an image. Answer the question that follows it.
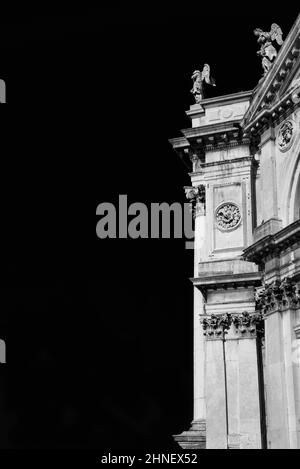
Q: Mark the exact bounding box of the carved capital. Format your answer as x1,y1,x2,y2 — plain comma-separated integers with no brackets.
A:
201,313,231,339
256,278,300,315
232,311,264,338
201,311,265,340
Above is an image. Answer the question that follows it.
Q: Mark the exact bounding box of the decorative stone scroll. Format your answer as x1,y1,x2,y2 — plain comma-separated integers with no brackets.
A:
256,277,300,315
184,184,205,218
277,120,295,152
215,202,241,232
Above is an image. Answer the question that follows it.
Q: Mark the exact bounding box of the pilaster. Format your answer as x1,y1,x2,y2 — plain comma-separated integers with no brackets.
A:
202,312,264,449
256,277,300,448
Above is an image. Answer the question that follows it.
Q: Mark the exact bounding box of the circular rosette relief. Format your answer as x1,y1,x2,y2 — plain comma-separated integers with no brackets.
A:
276,119,296,152
215,202,242,232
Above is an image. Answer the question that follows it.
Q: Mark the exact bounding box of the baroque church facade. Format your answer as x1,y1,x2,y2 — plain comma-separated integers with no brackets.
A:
170,14,300,449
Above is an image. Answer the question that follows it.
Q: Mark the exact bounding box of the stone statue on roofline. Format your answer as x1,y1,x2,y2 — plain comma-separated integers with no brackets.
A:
254,23,284,76
190,64,216,103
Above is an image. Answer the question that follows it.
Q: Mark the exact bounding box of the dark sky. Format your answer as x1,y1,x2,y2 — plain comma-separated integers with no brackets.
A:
1,6,299,451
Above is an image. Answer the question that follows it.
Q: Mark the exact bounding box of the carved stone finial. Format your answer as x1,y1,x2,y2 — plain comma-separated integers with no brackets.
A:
190,64,216,103
254,24,284,76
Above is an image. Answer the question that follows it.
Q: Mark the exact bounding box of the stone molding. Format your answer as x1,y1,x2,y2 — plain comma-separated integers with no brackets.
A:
192,272,262,301
173,419,206,450
294,324,300,339
256,277,300,315
245,94,299,139
169,126,256,170
182,124,251,153
243,219,300,264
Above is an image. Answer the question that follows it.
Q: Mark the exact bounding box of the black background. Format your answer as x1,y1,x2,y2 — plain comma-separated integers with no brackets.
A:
1,5,299,450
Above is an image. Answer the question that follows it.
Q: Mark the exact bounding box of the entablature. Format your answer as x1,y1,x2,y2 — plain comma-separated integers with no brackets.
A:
191,272,262,300
243,219,300,265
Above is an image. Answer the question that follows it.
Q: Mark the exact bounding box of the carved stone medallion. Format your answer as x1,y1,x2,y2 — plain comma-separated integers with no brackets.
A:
277,120,295,152
215,202,241,232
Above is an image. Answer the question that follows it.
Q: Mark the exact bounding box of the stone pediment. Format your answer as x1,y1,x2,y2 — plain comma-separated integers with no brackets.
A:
242,13,300,132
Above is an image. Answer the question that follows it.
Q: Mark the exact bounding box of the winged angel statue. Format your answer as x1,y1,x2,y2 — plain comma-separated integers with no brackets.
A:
254,23,283,75
190,64,216,103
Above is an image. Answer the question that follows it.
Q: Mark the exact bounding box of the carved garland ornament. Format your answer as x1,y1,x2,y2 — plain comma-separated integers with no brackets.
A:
215,202,241,232
277,120,295,152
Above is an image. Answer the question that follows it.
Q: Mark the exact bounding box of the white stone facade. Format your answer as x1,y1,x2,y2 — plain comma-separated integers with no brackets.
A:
171,14,300,449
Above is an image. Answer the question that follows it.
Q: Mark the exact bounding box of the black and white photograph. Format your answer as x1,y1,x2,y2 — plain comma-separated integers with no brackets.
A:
1,5,300,459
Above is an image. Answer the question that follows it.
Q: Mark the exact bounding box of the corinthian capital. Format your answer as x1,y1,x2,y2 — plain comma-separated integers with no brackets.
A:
232,311,264,337
256,278,300,315
201,313,231,339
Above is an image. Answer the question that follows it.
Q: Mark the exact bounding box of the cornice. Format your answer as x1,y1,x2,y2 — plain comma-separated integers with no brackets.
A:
169,126,255,170
168,136,189,148
245,93,300,138
192,90,253,108
191,272,262,294
201,156,256,169
168,136,192,169
181,121,254,154
243,219,300,264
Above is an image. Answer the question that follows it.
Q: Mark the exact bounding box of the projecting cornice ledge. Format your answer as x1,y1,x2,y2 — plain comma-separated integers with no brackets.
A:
243,219,300,264
191,272,262,299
